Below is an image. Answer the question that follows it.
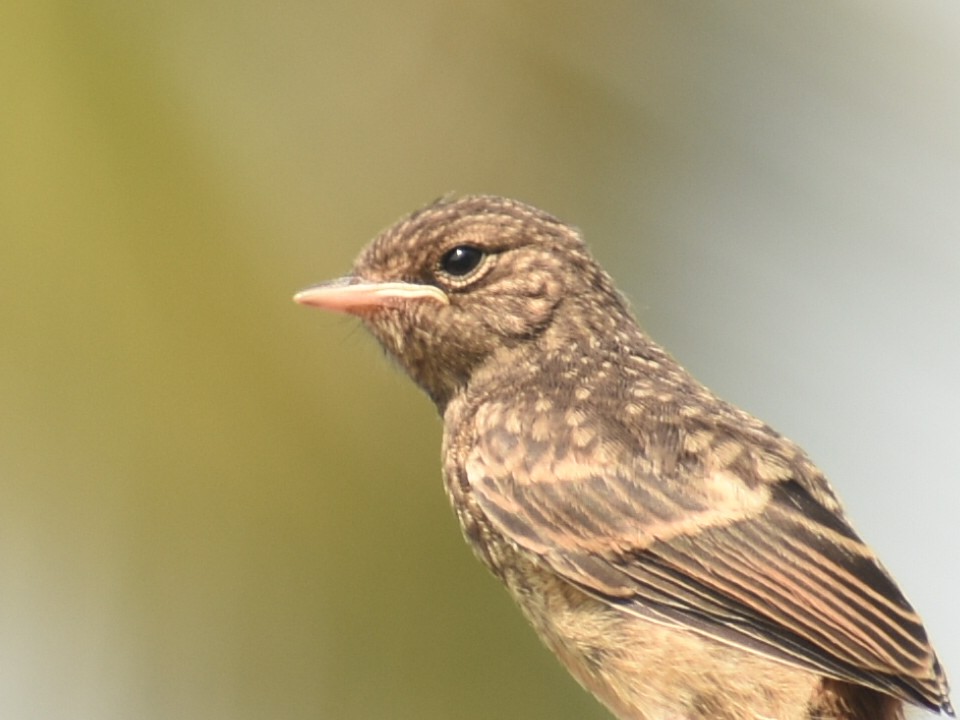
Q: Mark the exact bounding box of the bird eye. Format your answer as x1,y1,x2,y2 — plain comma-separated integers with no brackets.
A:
439,245,485,277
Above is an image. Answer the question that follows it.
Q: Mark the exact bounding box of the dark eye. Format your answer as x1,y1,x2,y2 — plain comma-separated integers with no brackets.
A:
439,245,484,277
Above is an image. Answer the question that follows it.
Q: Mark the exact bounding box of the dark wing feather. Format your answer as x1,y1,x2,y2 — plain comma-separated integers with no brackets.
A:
465,403,951,714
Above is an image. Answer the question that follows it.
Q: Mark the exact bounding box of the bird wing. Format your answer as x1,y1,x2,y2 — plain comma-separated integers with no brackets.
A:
464,400,949,713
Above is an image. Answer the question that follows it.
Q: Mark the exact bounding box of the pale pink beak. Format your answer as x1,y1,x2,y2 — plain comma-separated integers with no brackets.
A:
293,277,449,315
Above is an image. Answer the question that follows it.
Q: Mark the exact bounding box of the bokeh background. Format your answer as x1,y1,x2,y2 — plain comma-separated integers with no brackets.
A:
3,3,958,719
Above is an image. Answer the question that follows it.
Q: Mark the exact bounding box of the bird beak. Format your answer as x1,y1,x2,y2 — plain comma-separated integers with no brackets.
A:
293,277,449,315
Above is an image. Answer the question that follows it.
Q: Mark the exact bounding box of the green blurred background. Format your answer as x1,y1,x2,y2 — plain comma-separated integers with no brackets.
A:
2,3,958,719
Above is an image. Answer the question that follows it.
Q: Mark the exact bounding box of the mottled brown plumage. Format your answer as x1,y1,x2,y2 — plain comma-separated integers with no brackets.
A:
295,195,952,720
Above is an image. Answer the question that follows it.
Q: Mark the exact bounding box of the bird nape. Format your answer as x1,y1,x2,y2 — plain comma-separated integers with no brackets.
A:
295,195,952,720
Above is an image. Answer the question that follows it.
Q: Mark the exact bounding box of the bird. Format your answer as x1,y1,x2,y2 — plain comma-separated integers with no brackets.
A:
294,195,952,720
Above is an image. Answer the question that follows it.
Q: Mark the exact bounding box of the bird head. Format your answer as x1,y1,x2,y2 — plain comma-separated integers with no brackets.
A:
295,195,628,408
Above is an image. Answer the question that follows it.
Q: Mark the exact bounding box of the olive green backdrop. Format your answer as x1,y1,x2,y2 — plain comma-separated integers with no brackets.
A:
2,3,958,719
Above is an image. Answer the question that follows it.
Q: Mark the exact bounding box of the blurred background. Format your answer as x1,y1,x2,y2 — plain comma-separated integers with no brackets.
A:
2,2,958,719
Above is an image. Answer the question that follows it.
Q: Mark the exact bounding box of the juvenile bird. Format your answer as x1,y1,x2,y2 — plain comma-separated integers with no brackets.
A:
295,195,952,720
